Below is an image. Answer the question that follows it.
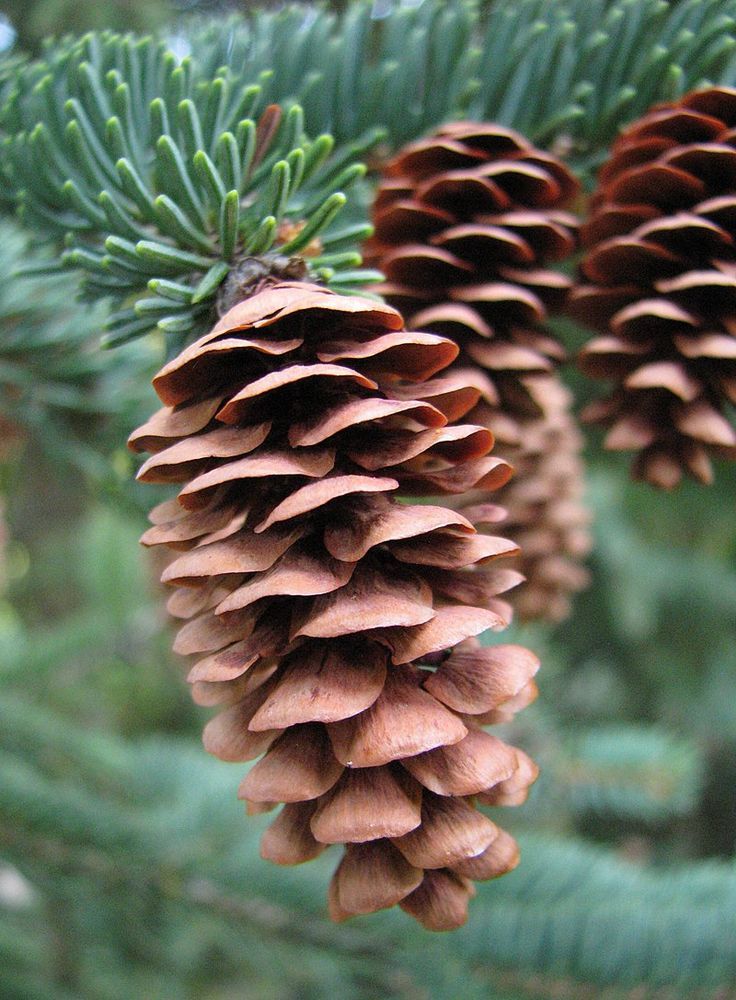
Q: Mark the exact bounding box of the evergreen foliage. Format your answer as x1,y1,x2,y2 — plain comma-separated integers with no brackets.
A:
2,31,378,349
189,0,736,174
2,521,735,998
0,218,154,486
562,724,702,826
0,0,171,54
2,498,734,997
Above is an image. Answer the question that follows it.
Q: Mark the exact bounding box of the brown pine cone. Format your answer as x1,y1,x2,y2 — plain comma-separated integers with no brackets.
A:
130,281,540,930
571,86,736,489
368,121,579,435
368,122,589,621
486,375,592,623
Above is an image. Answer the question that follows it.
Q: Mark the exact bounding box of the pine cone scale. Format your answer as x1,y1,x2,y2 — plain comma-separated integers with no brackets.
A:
260,800,325,865
401,728,519,797
248,643,386,732
240,723,344,803
310,766,422,844
391,793,498,869
330,840,423,919
327,664,468,768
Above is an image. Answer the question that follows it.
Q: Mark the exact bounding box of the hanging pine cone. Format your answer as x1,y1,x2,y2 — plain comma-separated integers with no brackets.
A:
130,280,540,930
571,86,736,489
368,122,590,621
490,376,592,623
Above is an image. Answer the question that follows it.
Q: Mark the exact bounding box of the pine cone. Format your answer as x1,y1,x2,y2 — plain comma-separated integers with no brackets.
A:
368,122,579,430
571,87,736,488
368,122,589,621
130,281,540,930
488,376,592,623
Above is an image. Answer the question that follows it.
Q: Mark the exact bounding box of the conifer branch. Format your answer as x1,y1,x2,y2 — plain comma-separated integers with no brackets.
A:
188,0,736,173
2,32,378,350
2,702,734,996
0,219,154,486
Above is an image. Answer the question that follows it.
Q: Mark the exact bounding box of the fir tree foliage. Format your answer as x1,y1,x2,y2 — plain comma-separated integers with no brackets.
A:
1,494,733,998
188,0,736,175
0,0,171,54
1,688,734,998
6,0,736,351
0,49,28,213
560,724,702,827
192,1,480,156
2,31,379,350
0,218,155,484
2,540,735,1000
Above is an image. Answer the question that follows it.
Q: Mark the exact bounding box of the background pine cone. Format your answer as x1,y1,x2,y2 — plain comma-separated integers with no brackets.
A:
571,86,736,489
368,122,591,620
491,377,592,623
130,281,540,930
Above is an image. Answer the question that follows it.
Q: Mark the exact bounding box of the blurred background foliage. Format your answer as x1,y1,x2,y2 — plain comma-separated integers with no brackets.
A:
0,1,735,999
0,1,171,53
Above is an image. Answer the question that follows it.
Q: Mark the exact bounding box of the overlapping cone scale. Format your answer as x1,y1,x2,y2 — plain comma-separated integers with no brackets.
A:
571,87,736,488
130,280,540,929
368,122,590,621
